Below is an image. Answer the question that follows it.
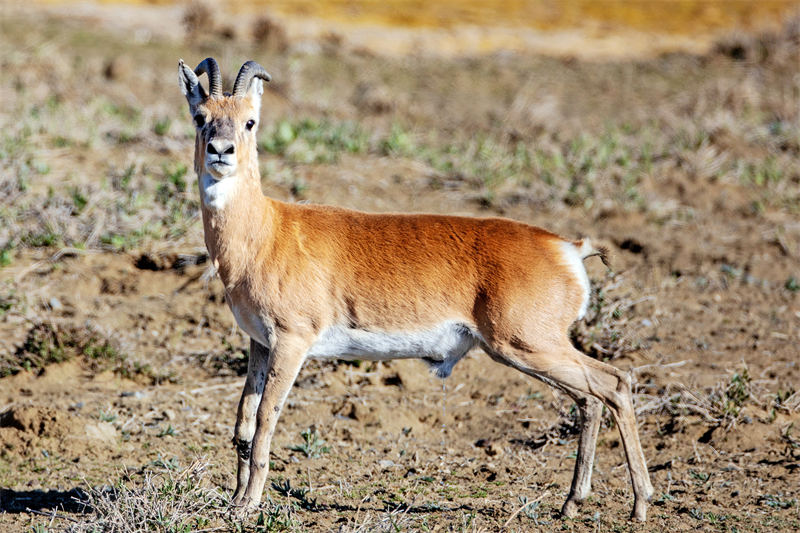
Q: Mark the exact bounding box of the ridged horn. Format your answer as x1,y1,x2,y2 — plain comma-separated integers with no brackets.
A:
194,57,222,98
232,61,272,96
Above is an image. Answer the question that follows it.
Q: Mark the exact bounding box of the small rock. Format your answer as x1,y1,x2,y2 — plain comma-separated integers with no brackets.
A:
84,422,117,444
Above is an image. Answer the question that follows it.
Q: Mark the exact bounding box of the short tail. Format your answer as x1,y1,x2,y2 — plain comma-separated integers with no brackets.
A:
575,238,611,270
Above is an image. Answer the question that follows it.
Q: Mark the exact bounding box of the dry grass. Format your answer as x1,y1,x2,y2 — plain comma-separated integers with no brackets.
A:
67,459,230,533
2,7,800,533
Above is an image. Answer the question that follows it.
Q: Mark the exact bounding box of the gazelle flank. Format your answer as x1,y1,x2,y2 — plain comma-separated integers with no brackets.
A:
178,58,654,521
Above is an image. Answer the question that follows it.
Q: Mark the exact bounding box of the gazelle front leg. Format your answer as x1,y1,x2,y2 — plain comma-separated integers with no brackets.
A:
231,339,271,506
238,335,309,511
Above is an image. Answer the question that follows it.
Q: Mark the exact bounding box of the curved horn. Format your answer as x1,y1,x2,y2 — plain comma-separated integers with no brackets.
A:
194,57,222,98
232,61,272,96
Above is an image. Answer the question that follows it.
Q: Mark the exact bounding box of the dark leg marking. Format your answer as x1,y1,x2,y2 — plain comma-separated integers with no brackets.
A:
233,437,252,461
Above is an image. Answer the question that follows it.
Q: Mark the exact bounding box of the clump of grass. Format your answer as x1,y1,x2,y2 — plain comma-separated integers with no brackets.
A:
3,322,125,377
70,187,89,215
781,423,800,456
6,323,72,375
156,163,188,205
0,243,13,267
157,424,177,438
288,426,330,458
785,277,799,292
22,227,62,248
67,460,307,532
68,459,228,533
759,494,797,510
253,503,301,532
97,409,117,423
380,123,416,157
271,478,319,511
708,366,752,422
0,287,18,316
153,117,171,136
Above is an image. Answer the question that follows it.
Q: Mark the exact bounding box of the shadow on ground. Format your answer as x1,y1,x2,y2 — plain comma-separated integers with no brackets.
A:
0,488,91,514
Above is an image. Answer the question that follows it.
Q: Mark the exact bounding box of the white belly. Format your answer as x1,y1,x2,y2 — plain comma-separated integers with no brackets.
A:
307,321,477,378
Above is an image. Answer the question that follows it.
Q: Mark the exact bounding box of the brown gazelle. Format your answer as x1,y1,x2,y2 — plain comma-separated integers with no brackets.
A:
178,58,654,521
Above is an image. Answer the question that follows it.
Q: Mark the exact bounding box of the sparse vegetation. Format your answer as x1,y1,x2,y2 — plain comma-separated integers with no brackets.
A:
1,5,798,533
68,460,228,533
288,427,330,459
2,323,119,376
260,119,369,164
0,322,176,385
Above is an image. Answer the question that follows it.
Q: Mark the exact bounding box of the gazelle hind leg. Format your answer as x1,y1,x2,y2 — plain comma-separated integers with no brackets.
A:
486,342,653,521
559,390,603,518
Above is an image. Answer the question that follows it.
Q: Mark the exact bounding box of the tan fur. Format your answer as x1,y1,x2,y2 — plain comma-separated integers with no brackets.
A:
179,59,653,522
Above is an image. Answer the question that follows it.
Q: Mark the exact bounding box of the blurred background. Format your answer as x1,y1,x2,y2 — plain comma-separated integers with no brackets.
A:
28,0,800,57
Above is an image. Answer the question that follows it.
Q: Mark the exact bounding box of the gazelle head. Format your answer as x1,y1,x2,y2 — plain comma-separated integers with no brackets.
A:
178,58,271,180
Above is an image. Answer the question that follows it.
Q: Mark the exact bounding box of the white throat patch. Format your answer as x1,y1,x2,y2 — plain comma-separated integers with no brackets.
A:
200,173,237,210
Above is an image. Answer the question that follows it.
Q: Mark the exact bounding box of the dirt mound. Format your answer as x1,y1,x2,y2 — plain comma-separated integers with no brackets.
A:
0,405,122,462
0,406,73,458
0,406,72,438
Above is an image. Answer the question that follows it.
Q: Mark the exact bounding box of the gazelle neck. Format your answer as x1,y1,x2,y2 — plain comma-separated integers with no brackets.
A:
199,168,273,290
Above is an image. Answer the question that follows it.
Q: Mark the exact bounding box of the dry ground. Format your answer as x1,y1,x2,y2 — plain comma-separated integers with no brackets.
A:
1,5,799,532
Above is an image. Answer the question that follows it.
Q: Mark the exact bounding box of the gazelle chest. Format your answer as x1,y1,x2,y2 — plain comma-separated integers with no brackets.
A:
201,173,238,210
228,299,272,348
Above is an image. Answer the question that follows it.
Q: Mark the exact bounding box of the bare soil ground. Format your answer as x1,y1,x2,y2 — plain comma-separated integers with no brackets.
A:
1,5,799,532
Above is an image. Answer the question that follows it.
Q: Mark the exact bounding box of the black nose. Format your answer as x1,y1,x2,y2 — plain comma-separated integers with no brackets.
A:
207,139,235,156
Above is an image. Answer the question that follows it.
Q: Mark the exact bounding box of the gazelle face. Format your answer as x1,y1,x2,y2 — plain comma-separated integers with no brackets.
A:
191,98,260,179
178,59,270,181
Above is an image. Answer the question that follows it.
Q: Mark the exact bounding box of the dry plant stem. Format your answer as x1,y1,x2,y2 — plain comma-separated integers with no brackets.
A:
502,490,550,528
178,57,653,521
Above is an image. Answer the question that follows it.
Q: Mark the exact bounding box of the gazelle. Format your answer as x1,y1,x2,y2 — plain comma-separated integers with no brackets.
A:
178,58,654,521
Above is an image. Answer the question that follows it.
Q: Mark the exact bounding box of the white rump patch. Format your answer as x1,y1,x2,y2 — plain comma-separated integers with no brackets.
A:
307,321,477,378
201,173,237,210
560,241,591,320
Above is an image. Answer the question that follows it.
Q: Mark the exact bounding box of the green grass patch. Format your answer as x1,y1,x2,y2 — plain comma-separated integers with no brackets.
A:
1,322,175,384
260,118,368,164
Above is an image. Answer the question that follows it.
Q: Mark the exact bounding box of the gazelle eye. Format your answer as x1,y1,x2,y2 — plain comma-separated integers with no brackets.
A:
194,114,205,128
246,119,256,131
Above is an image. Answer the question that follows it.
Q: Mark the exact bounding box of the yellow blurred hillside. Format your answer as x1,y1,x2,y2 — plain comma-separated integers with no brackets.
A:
81,0,798,33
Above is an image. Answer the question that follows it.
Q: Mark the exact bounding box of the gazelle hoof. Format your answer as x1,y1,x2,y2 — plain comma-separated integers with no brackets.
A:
561,499,579,518
631,499,648,522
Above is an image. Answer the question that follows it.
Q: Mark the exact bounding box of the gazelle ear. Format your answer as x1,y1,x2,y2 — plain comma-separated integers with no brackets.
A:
178,59,206,112
245,77,264,111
